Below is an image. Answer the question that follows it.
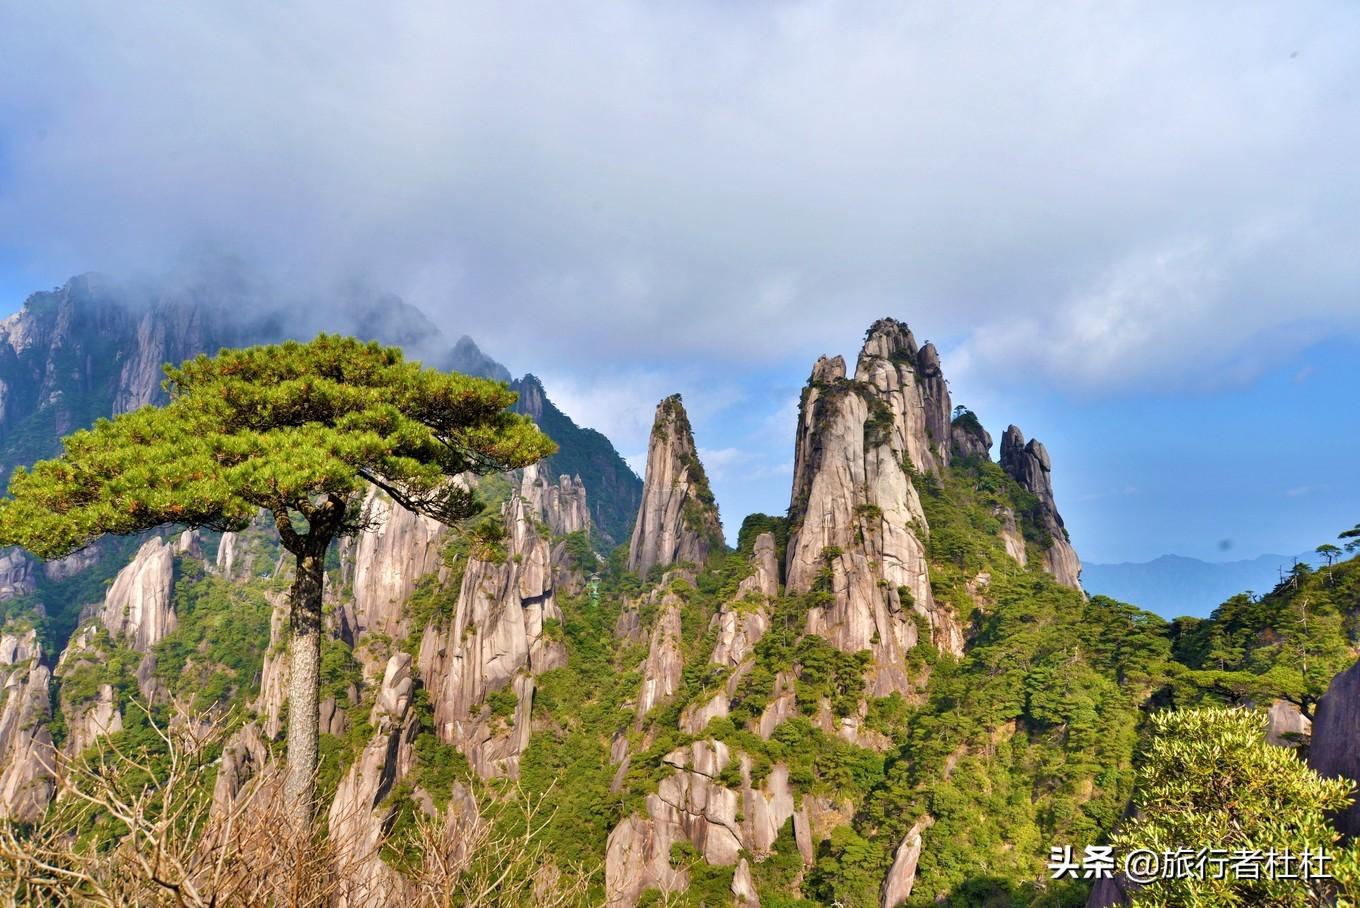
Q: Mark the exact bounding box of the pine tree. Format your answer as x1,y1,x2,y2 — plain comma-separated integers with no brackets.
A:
0,335,555,829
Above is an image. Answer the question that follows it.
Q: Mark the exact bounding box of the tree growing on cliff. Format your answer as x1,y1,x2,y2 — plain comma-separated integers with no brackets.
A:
0,335,555,830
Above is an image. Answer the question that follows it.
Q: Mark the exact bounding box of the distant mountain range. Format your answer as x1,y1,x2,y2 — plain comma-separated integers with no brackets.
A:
1083,552,1318,618
0,272,642,546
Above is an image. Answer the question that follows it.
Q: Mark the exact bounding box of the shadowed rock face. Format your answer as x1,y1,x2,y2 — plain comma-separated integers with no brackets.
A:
627,395,723,576
949,410,992,461
999,425,1083,590
0,275,232,481
784,321,964,697
0,549,36,602
1309,660,1360,838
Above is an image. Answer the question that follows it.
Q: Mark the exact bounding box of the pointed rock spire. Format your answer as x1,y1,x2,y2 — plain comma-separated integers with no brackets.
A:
785,319,964,697
627,395,723,575
999,425,1082,589
852,318,952,475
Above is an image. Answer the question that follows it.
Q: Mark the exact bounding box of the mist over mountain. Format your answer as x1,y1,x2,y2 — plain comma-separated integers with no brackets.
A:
0,272,641,543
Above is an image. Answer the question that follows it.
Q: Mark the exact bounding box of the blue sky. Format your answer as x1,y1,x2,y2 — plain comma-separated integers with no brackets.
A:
521,321,1360,566
1,2,1358,565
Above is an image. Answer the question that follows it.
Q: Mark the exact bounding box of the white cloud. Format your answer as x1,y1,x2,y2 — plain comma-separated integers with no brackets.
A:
1,2,1358,394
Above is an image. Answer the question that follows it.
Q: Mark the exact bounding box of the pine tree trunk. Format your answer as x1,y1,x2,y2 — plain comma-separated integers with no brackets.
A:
283,550,325,833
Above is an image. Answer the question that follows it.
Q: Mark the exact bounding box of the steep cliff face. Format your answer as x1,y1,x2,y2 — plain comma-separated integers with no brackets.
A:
329,653,418,906
113,299,223,414
628,396,723,576
1308,660,1360,837
99,536,176,652
255,593,291,739
709,532,779,668
999,426,1083,589
215,531,239,579
348,486,449,645
417,493,566,778
520,463,591,537
636,583,687,719
604,740,807,907
63,683,123,756
784,321,963,697
0,629,55,822
210,722,272,823
0,549,36,601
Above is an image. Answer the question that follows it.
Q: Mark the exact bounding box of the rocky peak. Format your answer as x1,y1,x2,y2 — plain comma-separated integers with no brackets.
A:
949,408,992,461
857,317,919,365
510,373,643,547
442,335,512,382
511,374,547,422
850,318,951,475
100,536,177,651
785,319,963,696
914,342,952,465
810,354,846,384
520,463,591,537
627,395,723,575
999,426,1082,589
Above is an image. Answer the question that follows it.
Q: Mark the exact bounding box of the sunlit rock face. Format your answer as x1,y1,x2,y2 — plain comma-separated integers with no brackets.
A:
100,536,176,652
784,320,964,697
348,485,449,643
604,740,804,908
520,463,590,537
999,425,1083,590
709,532,779,669
881,816,933,908
628,395,723,576
417,493,566,779
0,629,55,822
329,653,418,907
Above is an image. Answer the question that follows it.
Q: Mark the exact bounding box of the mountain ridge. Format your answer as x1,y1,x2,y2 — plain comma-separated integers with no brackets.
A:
1084,550,1319,618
